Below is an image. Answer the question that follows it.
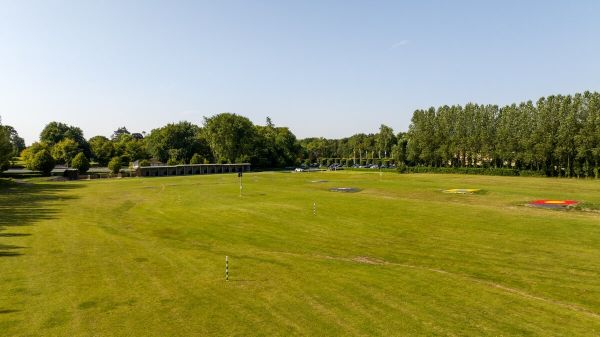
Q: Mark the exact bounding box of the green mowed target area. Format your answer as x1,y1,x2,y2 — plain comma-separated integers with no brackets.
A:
2,172,600,336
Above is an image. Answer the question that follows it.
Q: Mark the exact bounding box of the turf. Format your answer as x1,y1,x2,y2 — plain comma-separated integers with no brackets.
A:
1,172,600,336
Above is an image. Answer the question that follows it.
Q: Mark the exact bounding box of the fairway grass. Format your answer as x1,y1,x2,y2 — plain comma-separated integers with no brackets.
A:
1,172,600,336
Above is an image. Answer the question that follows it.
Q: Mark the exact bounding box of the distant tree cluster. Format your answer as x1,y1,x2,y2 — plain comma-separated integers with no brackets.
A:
21,122,93,175
298,125,407,166
9,91,600,179
406,91,600,177
18,113,302,175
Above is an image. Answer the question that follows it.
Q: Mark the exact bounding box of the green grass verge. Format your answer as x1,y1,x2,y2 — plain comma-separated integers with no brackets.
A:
1,172,600,336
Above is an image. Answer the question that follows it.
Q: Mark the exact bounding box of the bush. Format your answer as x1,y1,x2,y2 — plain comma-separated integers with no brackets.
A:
167,157,179,166
397,165,516,176
108,157,122,174
235,154,251,163
71,153,90,173
138,159,150,167
120,155,131,167
518,170,546,177
395,166,550,177
31,150,55,176
189,153,203,164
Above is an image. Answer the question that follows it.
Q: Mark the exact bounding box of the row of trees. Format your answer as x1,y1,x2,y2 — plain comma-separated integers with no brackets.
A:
406,91,600,177
19,114,302,175
298,125,407,165
8,90,600,178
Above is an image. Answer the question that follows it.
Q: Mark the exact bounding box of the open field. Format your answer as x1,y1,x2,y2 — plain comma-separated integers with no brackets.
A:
2,172,600,336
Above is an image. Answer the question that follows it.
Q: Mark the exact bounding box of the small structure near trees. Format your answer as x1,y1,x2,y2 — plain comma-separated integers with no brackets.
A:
136,163,250,177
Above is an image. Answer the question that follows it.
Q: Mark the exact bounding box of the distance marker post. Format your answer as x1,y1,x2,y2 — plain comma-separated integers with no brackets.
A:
225,256,229,281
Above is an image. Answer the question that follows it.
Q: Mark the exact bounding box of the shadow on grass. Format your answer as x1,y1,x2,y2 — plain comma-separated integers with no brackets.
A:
0,180,82,257
0,309,21,314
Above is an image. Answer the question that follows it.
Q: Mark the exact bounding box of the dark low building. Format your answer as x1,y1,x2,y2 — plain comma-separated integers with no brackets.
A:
51,168,79,180
136,163,250,177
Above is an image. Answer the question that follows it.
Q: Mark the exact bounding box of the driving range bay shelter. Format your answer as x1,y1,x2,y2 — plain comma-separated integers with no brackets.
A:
136,163,251,177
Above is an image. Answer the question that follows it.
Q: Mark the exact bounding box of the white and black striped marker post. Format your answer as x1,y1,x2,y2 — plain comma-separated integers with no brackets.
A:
225,256,229,281
313,202,316,216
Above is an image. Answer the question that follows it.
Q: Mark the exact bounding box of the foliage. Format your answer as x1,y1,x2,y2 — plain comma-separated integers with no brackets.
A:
253,119,300,168
30,149,55,175
166,157,180,166
111,126,130,141
119,155,131,167
398,166,520,176
2,125,26,157
298,130,395,165
189,153,204,164
113,134,149,162
108,157,122,174
146,121,205,163
405,92,600,177
89,136,114,166
71,152,90,174
40,121,90,156
375,124,396,158
0,121,12,170
51,138,80,165
21,142,50,170
202,113,256,163
138,159,150,167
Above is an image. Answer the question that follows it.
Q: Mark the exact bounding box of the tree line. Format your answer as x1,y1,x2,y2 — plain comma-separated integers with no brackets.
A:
4,90,600,178
15,113,301,175
406,91,600,177
297,124,406,166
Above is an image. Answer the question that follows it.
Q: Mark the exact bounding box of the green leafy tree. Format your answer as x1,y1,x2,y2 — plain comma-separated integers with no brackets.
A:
166,148,184,165
375,124,396,158
2,125,26,158
253,120,300,168
111,126,130,141
146,121,204,163
0,121,12,170
40,121,90,156
202,113,256,163
189,153,204,164
108,157,122,174
89,136,114,166
21,142,49,170
112,134,149,162
31,149,55,175
71,152,90,173
52,138,80,166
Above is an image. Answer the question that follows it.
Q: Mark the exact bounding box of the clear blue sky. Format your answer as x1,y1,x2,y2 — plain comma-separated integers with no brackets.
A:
1,0,599,145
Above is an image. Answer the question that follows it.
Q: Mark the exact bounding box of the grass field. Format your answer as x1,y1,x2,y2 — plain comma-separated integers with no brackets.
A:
2,171,600,336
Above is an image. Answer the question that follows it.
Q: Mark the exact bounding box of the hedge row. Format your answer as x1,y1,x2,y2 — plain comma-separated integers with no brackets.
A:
397,166,541,177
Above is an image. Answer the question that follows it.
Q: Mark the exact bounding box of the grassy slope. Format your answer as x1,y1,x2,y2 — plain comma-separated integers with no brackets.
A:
1,172,600,336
